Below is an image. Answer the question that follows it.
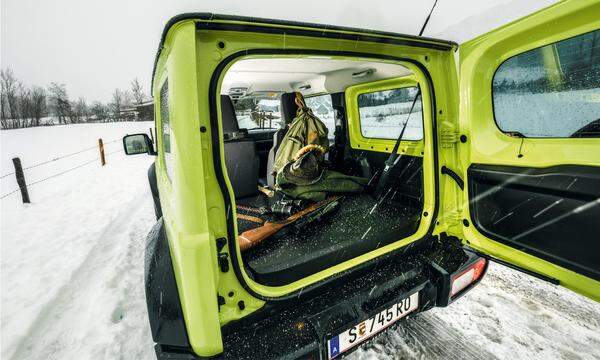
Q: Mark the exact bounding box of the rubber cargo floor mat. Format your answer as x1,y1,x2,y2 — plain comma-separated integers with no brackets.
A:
241,193,422,285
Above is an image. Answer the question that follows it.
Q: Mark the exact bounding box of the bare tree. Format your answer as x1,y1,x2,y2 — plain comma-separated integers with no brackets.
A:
31,86,47,127
0,71,7,124
90,101,108,122
1,68,20,127
48,82,73,124
72,97,89,123
123,90,133,110
110,88,124,121
0,69,47,129
0,69,13,125
1,68,144,128
131,78,146,105
18,85,33,128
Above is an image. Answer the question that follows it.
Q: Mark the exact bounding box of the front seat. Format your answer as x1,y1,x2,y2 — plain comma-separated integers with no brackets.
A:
265,92,299,186
221,95,259,198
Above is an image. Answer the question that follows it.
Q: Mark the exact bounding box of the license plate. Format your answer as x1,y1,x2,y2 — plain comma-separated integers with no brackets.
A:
327,292,419,359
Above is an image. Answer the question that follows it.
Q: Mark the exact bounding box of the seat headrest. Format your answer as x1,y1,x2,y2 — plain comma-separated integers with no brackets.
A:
220,95,240,134
280,92,299,126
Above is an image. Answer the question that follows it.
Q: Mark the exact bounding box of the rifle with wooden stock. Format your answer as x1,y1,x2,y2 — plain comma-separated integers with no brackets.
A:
238,195,341,251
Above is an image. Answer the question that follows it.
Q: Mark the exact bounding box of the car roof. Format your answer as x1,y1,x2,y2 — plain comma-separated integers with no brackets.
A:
152,13,456,89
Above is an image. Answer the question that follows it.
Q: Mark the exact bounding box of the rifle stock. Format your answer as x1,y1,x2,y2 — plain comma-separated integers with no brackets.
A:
237,196,340,251
238,222,285,251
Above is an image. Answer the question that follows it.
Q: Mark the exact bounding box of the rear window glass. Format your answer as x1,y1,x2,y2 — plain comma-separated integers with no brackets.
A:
234,97,282,130
357,86,423,140
492,29,600,138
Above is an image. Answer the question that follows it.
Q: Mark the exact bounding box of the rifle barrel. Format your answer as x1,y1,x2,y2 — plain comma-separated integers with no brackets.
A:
237,196,340,251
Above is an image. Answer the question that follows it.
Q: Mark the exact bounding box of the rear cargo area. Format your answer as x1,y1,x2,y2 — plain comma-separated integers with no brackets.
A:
239,155,423,285
219,55,428,286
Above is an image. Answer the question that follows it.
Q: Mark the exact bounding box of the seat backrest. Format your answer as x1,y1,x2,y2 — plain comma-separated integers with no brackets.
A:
221,95,259,198
221,94,241,133
266,92,299,186
221,95,248,140
280,92,300,125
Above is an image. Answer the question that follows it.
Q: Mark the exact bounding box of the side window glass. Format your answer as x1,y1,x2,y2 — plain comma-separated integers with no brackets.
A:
357,86,423,140
493,29,600,138
305,94,335,139
160,81,173,179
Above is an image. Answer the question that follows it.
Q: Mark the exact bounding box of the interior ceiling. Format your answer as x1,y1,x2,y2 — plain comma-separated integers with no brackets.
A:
222,58,411,96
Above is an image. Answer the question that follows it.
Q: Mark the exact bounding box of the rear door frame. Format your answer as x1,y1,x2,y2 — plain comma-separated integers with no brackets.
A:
153,14,462,356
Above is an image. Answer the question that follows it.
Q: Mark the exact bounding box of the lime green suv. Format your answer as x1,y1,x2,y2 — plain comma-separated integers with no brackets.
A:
123,1,599,358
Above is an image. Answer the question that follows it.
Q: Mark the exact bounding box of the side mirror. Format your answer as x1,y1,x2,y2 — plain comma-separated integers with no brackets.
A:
123,133,156,155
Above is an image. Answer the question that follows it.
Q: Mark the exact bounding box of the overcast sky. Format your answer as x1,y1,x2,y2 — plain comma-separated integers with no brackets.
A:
1,0,556,103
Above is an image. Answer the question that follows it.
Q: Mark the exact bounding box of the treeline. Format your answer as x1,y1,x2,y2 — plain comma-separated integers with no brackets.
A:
357,87,418,108
494,32,600,94
493,67,600,94
0,68,150,130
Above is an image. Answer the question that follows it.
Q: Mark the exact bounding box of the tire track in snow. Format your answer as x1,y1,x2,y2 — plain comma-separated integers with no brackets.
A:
350,311,498,360
10,190,155,360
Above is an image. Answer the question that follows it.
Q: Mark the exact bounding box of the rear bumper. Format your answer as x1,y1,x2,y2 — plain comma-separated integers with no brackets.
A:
155,236,486,360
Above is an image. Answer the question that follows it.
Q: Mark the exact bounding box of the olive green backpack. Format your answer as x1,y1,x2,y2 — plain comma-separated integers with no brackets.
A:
272,92,329,175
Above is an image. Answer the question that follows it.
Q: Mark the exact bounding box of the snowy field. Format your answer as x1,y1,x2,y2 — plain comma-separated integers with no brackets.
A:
1,123,155,359
2,122,600,360
359,108,423,141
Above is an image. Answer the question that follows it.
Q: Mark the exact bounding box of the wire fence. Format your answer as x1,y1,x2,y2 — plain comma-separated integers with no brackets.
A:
1,139,124,199
0,139,120,179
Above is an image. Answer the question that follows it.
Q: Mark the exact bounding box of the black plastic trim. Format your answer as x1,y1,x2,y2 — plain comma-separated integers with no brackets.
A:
196,21,454,51
151,13,456,89
155,344,205,360
148,162,162,220
441,165,464,190
145,219,191,348
467,248,559,285
208,49,441,301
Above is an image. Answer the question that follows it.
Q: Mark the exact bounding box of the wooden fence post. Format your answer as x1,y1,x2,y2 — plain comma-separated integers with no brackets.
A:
98,138,106,166
12,157,30,203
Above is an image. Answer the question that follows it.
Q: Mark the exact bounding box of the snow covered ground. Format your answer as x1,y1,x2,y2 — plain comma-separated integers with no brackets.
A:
1,122,599,360
352,262,600,360
1,122,155,360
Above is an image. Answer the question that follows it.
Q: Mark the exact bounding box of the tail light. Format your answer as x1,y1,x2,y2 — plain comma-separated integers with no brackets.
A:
450,258,487,297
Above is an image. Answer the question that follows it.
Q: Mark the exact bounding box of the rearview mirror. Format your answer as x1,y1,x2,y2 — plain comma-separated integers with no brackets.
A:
123,133,156,155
